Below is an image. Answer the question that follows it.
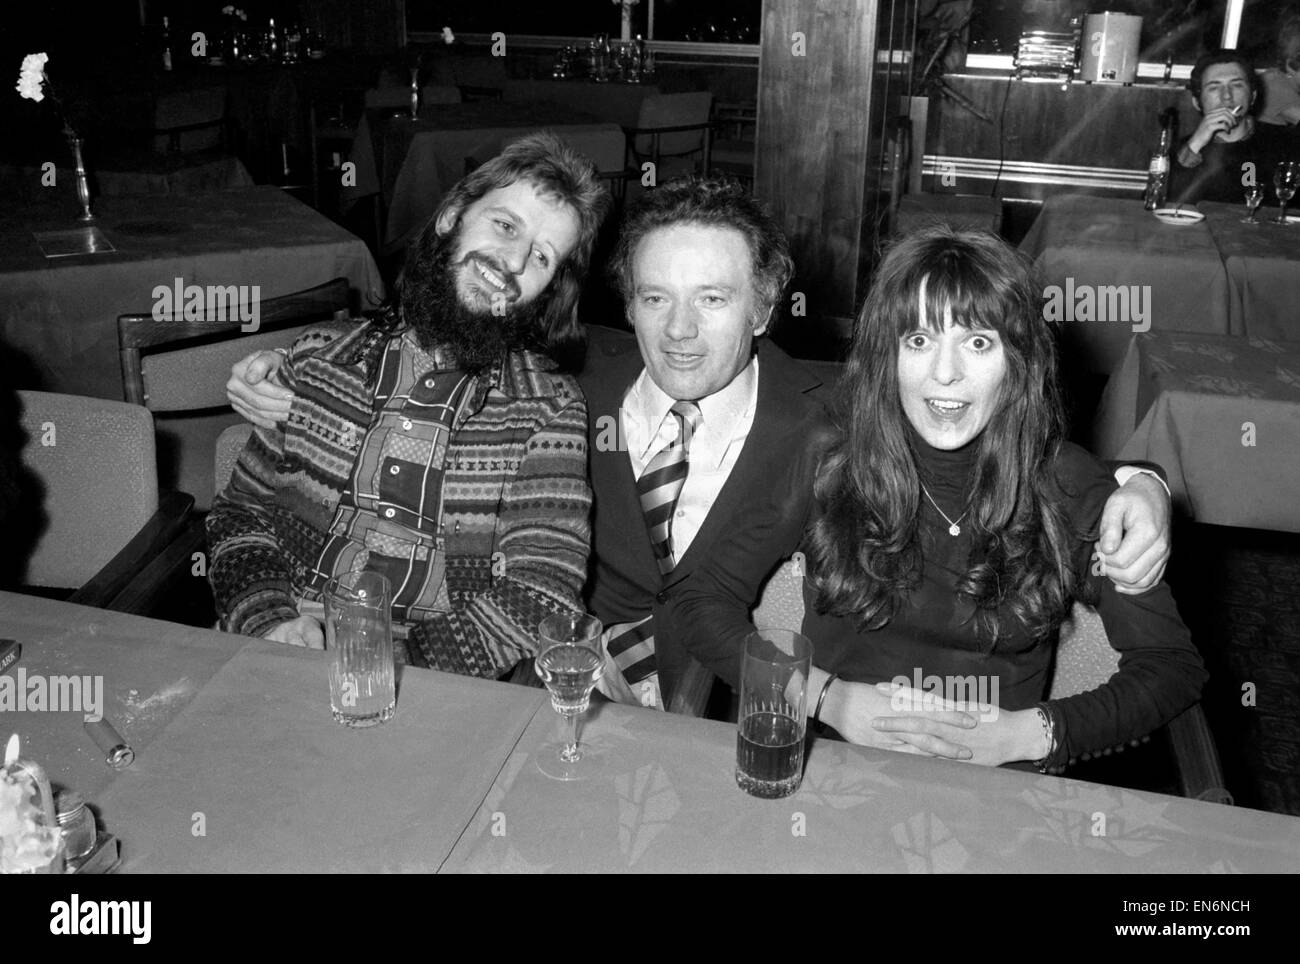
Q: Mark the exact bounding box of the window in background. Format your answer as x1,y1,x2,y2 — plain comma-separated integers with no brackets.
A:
406,1,646,38
652,0,761,42
1238,0,1300,68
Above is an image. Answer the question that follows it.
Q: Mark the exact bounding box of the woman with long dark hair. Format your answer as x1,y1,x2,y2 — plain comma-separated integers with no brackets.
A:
670,227,1205,771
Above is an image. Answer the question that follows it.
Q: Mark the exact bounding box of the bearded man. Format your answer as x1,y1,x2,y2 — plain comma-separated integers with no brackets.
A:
205,132,609,676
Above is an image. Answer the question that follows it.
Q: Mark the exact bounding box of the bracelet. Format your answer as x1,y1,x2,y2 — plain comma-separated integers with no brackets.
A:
812,673,838,734
1033,703,1057,772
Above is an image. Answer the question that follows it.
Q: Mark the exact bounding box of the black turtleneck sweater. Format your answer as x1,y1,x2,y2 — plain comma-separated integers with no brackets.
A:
667,431,1206,772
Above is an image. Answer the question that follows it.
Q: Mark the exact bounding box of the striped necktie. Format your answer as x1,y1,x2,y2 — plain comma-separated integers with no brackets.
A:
637,400,703,576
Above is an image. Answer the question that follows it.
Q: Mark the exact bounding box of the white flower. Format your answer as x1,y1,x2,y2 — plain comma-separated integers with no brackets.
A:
222,4,234,13
237,9,247,20
442,27,455,44
15,52,48,103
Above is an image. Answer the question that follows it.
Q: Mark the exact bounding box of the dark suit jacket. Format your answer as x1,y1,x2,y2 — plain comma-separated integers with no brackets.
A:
579,324,837,701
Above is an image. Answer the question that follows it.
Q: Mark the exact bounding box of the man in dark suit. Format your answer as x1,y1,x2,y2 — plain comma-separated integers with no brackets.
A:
228,176,1174,714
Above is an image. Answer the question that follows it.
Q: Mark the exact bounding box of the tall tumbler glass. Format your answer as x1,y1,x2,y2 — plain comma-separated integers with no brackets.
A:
325,571,395,727
735,629,812,798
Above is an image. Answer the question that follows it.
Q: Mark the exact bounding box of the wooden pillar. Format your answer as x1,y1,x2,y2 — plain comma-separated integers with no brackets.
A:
755,0,883,350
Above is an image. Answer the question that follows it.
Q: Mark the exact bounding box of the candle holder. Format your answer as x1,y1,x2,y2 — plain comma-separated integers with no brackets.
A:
68,135,94,222
1,735,66,874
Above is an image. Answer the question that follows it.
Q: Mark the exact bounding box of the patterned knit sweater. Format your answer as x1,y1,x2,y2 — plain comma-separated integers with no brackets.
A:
205,317,592,678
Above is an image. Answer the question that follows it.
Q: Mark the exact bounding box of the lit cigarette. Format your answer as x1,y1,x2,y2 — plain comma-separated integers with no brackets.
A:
84,715,134,770
1231,105,1243,116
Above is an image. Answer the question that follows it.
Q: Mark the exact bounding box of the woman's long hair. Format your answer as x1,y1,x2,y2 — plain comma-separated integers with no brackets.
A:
806,227,1081,647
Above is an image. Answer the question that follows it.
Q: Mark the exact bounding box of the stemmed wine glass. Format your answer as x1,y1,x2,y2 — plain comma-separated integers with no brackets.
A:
1241,186,1265,223
1273,161,1298,224
534,612,604,780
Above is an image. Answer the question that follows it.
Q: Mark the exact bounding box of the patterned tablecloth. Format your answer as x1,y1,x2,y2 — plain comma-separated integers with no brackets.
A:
7,590,1297,873
1092,332,1300,532
442,695,1300,873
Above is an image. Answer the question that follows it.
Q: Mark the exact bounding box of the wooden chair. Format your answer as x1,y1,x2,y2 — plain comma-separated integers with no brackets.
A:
12,391,193,613
1050,604,1231,803
117,277,352,410
149,86,232,155
710,101,757,186
623,92,715,184
118,277,352,517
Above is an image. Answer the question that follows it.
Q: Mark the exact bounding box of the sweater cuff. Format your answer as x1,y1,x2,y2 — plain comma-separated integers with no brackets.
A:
227,591,302,639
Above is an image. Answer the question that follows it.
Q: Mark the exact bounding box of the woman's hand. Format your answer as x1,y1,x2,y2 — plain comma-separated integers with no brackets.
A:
820,677,978,760
870,688,1048,767
228,350,294,428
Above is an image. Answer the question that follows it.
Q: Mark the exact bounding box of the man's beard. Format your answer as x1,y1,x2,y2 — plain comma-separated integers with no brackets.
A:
399,226,548,374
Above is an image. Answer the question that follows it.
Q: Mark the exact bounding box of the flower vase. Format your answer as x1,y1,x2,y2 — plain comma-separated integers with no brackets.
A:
68,136,94,222
409,69,420,120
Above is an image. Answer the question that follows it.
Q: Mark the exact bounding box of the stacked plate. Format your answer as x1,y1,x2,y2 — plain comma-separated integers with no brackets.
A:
1015,30,1079,80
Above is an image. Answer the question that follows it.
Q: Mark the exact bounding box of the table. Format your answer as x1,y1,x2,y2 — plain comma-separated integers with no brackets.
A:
1092,332,1300,533
1200,203,1300,343
1020,195,1231,374
0,591,545,873
499,79,661,128
344,102,625,252
5,591,1298,873
1020,194,1300,373
0,186,384,401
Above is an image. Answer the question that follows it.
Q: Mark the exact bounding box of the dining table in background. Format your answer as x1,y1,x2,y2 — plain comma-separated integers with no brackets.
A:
342,101,625,253
1020,194,1232,375
498,79,662,128
1199,202,1300,343
0,185,385,503
4,590,1298,873
1092,332,1300,534
1020,194,1300,375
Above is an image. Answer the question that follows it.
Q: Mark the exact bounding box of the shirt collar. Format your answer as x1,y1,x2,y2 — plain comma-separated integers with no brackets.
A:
625,354,759,469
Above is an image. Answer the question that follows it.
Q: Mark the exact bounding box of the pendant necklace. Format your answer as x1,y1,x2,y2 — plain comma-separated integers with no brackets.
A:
920,483,969,537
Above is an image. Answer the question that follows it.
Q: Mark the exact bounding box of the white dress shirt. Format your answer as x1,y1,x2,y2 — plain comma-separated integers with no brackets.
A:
621,356,760,562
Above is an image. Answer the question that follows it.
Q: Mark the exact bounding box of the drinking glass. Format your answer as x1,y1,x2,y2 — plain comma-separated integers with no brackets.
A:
534,612,604,780
735,629,812,799
324,571,395,727
1241,186,1265,223
1273,162,1298,224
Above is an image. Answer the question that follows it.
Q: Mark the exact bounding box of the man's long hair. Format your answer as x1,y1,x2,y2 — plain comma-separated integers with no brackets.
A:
806,228,1081,647
607,175,794,328
395,131,610,372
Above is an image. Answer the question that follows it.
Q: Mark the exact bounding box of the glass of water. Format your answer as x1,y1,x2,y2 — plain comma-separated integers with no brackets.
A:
324,571,395,728
1273,161,1298,224
534,612,604,781
736,629,812,799
1241,186,1265,223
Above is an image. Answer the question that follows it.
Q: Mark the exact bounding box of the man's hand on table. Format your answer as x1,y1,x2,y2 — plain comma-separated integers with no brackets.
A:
264,615,324,650
228,350,293,428
1097,471,1171,594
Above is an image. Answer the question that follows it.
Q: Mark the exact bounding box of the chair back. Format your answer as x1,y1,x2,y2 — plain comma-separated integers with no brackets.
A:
16,391,159,589
152,86,228,153
750,557,806,632
214,423,254,497
118,277,352,411
634,92,713,161
365,85,462,110
1048,603,1120,699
